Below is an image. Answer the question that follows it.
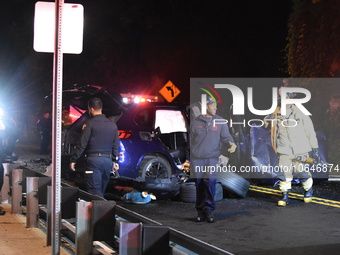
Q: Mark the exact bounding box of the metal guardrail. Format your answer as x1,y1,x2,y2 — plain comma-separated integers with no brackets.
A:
65,182,234,255
4,163,234,255
115,205,234,255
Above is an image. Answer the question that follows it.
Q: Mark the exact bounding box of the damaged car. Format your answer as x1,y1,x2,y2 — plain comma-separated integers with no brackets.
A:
61,85,189,186
60,84,329,198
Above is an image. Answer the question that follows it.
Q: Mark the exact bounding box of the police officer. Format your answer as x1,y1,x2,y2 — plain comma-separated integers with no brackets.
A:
36,111,52,155
190,96,236,223
70,97,119,197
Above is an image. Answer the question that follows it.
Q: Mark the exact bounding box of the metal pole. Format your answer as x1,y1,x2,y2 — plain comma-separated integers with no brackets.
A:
52,0,64,254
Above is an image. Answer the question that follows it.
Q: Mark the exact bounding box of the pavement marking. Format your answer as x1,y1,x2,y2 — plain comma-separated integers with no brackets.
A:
249,185,340,208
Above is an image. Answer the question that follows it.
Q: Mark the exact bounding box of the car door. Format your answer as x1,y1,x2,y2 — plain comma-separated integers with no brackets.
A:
155,106,189,163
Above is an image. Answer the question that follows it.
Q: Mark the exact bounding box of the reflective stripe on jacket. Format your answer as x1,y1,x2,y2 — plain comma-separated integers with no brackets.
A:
190,114,234,159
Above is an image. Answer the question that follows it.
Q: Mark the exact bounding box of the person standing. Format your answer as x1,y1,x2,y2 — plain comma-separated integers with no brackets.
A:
3,116,20,160
62,108,73,128
36,111,52,155
70,97,119,197
267,87,320,206
189,97,236,223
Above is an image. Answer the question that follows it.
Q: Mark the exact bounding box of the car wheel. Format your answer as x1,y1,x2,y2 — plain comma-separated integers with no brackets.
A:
179,182,223,203
138,156,172,179
217,171,250,198
215,182,223,201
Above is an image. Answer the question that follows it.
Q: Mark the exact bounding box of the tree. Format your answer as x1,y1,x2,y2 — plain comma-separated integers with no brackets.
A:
286,0,340,166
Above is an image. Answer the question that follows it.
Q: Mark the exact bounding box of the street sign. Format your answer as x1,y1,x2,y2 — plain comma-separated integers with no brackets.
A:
159,80,181,102
34,1,84,54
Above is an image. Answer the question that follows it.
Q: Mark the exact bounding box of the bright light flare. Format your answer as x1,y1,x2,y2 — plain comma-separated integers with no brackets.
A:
134,97,140,104
69,105,85,123
120,93,159,104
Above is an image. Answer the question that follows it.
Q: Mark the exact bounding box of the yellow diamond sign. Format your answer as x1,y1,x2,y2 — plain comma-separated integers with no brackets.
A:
159,80,181,102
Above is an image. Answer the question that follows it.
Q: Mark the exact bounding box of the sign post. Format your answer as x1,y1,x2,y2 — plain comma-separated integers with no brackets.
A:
34,1,83,254
51,1,63,253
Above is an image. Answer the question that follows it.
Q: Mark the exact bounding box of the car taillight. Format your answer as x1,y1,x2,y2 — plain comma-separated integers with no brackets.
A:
118,130,132,139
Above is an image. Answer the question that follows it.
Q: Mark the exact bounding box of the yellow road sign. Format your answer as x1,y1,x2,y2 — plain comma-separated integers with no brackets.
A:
159,80,181,102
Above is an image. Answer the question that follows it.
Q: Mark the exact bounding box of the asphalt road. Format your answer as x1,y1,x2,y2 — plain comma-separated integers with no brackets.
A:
113,181,340,255
14,132,340,255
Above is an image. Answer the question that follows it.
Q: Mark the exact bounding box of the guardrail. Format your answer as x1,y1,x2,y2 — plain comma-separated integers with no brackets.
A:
1,162,234,255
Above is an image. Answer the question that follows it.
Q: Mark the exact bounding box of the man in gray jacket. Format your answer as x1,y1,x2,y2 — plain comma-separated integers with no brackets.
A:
190,97,236,222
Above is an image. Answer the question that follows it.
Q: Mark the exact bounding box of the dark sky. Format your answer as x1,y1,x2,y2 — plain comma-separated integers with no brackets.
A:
0,0,292,112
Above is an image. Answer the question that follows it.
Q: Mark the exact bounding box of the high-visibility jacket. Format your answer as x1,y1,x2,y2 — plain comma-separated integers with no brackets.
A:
275,105,318,156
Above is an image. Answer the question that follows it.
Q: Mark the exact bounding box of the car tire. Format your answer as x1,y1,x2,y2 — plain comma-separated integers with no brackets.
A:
217,171,250,198
138,156,172,180
179,182,223,203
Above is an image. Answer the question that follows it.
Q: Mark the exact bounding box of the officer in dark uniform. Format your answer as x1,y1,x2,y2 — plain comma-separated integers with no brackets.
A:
70,97,120,197
36,111,52,155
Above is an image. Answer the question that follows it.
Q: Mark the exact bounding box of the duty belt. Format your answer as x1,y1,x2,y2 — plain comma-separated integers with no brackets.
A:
86,153,112,158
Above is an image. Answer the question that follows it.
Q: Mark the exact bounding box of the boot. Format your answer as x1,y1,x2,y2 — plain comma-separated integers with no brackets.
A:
278,191,289,206
195,211,205,222
304,187,313,203
204,209,214,223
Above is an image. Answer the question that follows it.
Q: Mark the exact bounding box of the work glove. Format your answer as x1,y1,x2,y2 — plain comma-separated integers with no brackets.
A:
182,160,190,172
228,142,237,153
312,148,321,164
218,155,229,166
